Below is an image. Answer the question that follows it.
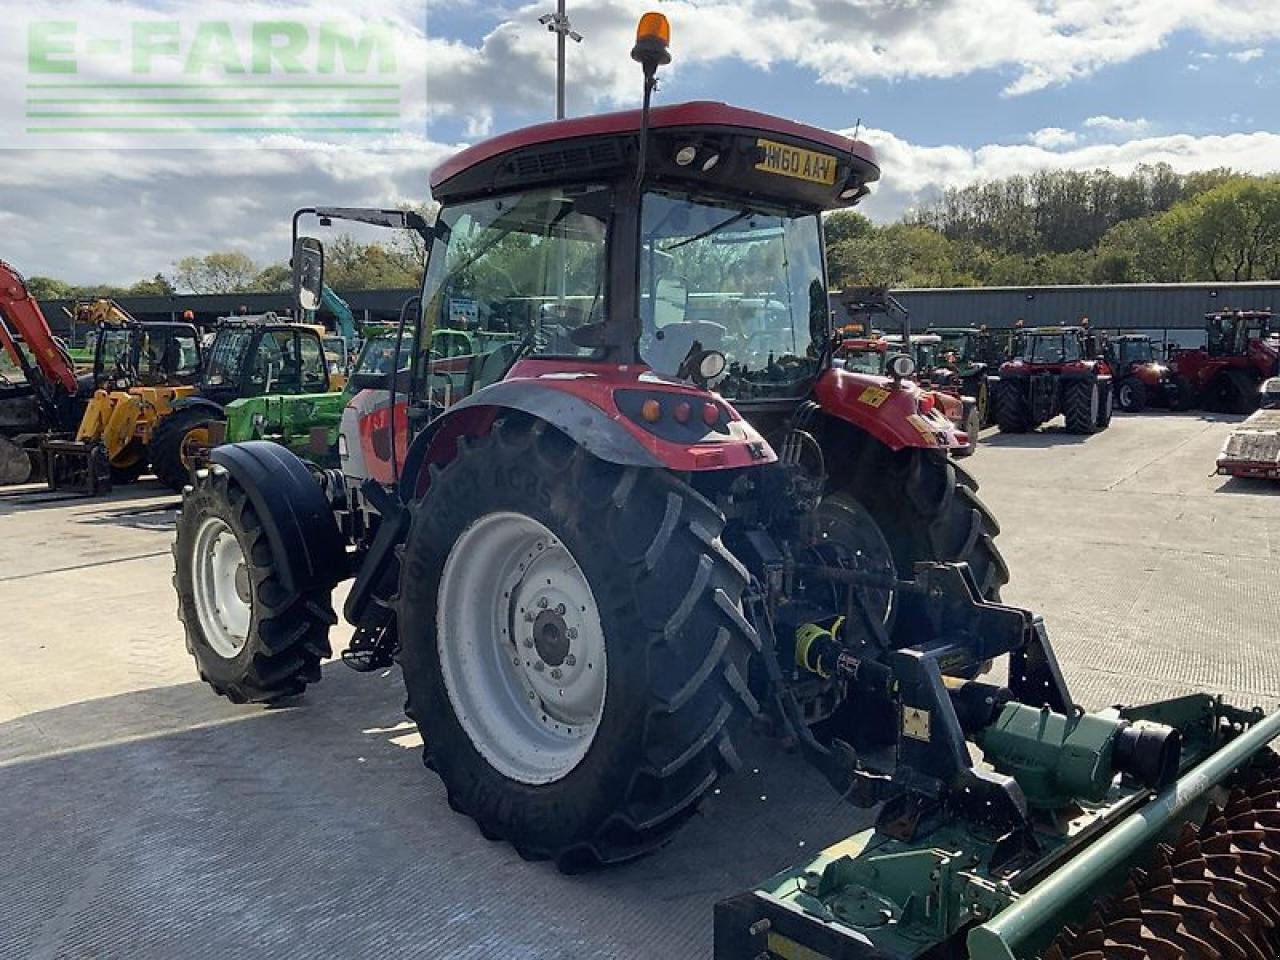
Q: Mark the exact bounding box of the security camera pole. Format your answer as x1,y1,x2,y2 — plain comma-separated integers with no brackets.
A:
538,1,583,119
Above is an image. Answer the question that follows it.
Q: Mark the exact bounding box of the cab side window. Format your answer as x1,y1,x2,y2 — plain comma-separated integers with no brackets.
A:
298,334,327,392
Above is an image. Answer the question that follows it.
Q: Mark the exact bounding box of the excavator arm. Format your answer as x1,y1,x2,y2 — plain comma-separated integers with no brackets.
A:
319,284,358,340
0,259,79,398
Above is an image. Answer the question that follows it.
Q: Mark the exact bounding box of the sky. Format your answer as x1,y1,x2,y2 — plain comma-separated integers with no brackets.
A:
2,0,1278,284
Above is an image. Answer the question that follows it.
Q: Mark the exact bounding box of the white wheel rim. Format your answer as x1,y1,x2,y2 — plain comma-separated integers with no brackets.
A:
191,516,252,659
437,511,607,785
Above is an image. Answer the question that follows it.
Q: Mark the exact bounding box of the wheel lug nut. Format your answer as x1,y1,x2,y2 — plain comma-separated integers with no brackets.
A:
567,628,578,640
550,668,562,680
556,603,566,615
533,661,544,672
538,598,549,609
564,654,576,667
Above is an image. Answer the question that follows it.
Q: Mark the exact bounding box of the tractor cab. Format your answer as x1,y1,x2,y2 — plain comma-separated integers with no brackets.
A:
199,314,333,406
1006,325,1093,368
1206,308,1275,358
93,320,203,390
400,98,880,444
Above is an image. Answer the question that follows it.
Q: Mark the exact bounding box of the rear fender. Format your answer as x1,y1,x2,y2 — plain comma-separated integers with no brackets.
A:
209,441,348,594
398,373,771,500
812,368,965,452
1061,359,1111,382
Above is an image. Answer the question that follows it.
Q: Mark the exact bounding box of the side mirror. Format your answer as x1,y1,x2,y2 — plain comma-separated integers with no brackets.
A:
293,237,325,314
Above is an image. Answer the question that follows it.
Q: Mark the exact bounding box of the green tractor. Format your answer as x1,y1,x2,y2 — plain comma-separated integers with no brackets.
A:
148,312,342,489
928,326,1001,426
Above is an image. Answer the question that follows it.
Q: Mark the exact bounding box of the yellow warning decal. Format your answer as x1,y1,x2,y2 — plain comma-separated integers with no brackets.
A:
906,414,938,444
755,139,838,185
903,707,932,742
858,385,890,408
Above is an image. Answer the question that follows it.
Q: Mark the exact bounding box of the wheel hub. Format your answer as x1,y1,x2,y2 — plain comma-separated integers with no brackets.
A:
437,511,607,785
532,608,570,666
190,515,252,660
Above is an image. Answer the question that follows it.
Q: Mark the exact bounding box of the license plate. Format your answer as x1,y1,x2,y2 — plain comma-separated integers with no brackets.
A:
755,139,837,185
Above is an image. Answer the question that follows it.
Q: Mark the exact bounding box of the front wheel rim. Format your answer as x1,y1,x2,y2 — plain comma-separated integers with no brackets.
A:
437,511,607,785
191,516,252,659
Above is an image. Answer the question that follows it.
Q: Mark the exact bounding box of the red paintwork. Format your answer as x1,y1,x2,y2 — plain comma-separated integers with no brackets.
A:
411,359,776,491
1130,362,1169,387
1174,341,1279,390
353,391,411,487
430,100,877,191
999,357,1111,379
813,368,966,452
0,258,78,394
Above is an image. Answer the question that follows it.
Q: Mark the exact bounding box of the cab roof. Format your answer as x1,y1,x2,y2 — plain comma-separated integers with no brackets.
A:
430,100,880,206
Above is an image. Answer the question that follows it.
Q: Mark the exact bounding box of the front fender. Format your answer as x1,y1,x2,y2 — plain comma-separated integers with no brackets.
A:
210,441,349,593
171,395,226,419
812,368,966,452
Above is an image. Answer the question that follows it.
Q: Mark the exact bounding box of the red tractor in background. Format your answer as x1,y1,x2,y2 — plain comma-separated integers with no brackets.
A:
1103,332,1179,412
1171,308,1278,413
991,325,1114,434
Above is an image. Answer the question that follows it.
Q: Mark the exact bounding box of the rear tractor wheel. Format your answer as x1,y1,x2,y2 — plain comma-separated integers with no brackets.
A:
398,417,760,871
173,464,336,702
1063,379,1101,434
151,408,222,492
1210,370,1259,415
1095,379,1114,430
994,381,1032,433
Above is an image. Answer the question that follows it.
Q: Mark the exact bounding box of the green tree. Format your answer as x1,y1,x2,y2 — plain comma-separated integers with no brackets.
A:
173,251,261,294
26,276,74,300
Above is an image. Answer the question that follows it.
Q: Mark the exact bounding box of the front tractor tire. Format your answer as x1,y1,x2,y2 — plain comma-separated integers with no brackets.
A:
1063,378,1101,434
398,417,759,871
152,408,223,492
173,465,336,702
1116,376,1147,413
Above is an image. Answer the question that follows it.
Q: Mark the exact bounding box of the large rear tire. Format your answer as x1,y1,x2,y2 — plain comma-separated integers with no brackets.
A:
0,435,33,485
1063,379,1100,434
994,380,1032,433
1095,379,1114,430
398,416,760,870
152,408,222,492
1210,371,1258,415
173,464,336,702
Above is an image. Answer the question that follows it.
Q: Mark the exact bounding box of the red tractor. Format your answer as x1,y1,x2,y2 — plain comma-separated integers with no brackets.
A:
1103,332,1179,412
991,325,1114,434
168,16,1280,960
1171,308,1278,413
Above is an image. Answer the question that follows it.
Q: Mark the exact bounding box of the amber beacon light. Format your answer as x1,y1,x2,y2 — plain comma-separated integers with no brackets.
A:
631,12,671,69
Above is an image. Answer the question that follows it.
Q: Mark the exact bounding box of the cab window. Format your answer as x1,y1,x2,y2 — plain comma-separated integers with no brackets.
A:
299,334,328,392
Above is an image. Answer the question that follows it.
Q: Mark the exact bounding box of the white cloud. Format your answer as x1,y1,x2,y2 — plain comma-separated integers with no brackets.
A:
1230,48,1264,63
854,127,1280,221
1028,127,1078,149
0,138,454,283
1084,115,1153,137
414,0,1280,118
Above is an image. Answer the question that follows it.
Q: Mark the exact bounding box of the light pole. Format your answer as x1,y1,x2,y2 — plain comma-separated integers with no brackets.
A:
538,1,582,120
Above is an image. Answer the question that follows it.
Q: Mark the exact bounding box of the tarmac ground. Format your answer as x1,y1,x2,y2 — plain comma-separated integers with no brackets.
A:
1,409,1277,959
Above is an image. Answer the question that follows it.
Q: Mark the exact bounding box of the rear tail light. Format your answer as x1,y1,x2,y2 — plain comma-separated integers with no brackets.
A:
702,402,720,426
918,393,936,416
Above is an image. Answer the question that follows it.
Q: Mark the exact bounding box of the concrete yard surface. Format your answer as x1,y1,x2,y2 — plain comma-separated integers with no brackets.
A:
1,410,1277,959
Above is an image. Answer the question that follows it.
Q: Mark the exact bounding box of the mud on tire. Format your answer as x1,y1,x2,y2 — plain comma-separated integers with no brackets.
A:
397,416,760,871
173,464,335,702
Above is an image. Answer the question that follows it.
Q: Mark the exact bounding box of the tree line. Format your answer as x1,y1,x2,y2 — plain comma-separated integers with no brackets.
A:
25,167,1280,299
826,165,1280,290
